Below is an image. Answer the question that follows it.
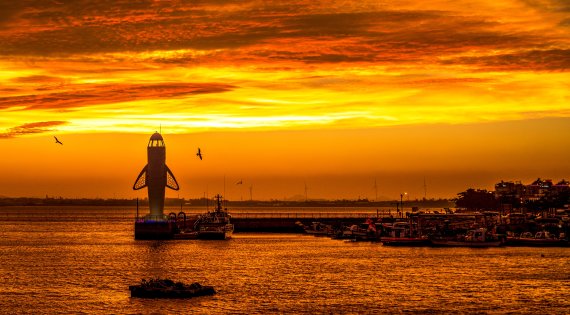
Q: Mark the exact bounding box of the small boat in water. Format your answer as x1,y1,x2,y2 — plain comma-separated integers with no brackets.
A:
430,228,503,247
380,221,430,246
340,221,378,241
303,222,334,236
129,278,215,299
506,231,569,247
194,194,234,240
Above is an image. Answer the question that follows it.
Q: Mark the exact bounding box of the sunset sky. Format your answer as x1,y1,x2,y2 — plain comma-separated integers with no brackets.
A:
1,0,569,200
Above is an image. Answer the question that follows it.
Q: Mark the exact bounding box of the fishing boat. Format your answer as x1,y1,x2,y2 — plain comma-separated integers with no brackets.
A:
340,219,378,241
430,228,503,247
303,222,334,236
506,231,569,247
194,194,234,240
129,278,215,298
379,221,430,246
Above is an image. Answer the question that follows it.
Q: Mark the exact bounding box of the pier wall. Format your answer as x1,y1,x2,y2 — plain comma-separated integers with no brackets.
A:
232,217,369,233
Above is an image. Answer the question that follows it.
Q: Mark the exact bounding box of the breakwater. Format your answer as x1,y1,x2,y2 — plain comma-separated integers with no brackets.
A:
223,212,393,232
0,208,393,233
232,217,363,233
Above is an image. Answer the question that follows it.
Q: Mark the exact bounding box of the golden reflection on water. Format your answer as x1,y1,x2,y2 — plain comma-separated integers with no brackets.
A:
0,210,569,314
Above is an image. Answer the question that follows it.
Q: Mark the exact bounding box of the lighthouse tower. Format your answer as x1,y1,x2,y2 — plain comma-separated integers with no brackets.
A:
132,132,180,239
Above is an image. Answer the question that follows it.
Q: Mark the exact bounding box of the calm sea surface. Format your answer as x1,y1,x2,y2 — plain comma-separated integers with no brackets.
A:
0,207,569,314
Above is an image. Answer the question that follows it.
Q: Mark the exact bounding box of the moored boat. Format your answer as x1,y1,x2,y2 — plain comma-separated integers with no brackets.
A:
379,221,430,246
340,219,378,241
303,222,334,236
194,194,234,240
506,231,569,247
430,228,503,247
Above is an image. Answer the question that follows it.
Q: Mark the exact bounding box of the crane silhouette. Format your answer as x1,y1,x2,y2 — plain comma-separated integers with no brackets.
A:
54,136,63,145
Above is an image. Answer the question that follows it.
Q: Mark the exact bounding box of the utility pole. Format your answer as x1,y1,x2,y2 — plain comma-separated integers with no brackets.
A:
374,179,378,201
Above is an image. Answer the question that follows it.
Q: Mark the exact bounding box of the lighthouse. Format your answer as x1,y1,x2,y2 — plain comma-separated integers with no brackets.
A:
133,132,180,239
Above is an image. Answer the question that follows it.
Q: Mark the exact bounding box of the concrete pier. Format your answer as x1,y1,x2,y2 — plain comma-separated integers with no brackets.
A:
232,217,368,233
176,212,388,234
135,220,177,239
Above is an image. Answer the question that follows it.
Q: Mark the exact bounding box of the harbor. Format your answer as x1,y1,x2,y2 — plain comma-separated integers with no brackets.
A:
128,131,570,245
2,208,569,314
2,0,569,313
300,210,570,247
130,203,570,246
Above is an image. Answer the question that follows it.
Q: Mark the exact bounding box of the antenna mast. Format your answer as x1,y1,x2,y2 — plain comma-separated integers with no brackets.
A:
374,179,378,201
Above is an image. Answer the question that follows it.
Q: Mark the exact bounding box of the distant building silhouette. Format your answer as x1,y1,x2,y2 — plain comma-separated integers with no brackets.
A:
494,178,569,211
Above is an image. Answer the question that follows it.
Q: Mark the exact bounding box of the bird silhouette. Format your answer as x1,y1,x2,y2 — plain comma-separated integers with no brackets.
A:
54,136,63,145
196,148,202,160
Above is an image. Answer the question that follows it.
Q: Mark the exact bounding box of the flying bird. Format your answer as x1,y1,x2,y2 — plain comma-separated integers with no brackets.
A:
54,136,63,145
196,148,202,160
236,180,243,185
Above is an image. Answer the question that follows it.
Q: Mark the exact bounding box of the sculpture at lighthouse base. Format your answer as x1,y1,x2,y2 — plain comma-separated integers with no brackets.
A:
132,132,180,239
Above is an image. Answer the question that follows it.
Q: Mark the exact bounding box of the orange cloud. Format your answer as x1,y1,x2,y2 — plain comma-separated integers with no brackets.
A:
0,1,564,70
0,1,568,138
442,49,570,71
0,121,68,138
0,1,569,198
0,82,234,111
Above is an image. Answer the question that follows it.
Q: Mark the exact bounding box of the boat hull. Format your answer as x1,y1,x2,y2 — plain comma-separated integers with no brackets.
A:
304,230,330,236
430,239,502,247
381,237,430,246
506,238,569,247
173,231,198,239
196,224,233,240
197,231,232,240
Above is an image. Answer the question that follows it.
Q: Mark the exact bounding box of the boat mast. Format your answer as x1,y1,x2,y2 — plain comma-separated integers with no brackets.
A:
215,194,223,212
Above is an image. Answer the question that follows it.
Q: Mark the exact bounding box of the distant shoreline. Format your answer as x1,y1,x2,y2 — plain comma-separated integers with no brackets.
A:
0,197,455,208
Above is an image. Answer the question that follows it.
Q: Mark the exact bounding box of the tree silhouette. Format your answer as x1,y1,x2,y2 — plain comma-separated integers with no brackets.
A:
456,188,499,211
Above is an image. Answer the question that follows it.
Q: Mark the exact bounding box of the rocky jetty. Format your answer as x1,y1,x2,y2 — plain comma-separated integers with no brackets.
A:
129,278,216,299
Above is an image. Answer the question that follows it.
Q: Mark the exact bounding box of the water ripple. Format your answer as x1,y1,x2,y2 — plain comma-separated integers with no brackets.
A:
0,217,569,314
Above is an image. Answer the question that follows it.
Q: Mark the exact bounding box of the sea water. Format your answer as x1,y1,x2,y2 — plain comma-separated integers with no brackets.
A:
0,207,569,314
